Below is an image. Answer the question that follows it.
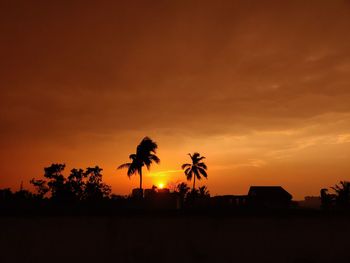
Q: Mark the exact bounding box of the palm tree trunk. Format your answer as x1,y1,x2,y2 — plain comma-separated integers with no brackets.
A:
139,168,143,190
193,175,196,190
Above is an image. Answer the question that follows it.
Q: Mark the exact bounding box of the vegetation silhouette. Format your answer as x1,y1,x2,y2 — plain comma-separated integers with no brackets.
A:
174,182,190,207
30,163,111,202
181,152,208,190
198,186,210,198
67,168,86,200
320,188,333,209
1,136,350,216
43,163,67,201
118,137,160,193
176,182,190,197
331,181,350,207
320,181,350,209
29,178,49,199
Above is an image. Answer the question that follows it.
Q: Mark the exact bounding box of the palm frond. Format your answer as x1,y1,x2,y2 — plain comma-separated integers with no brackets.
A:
127,166,137,178
186,173,193,181
197,163,207,170
184,167,191,175
129,154,137,160
181,163,191,170
197,156,206,162
118,163,131,170
185,168,192,180
192,152,200,159
197,166,208,178
150,154,160,164
193,167,201,180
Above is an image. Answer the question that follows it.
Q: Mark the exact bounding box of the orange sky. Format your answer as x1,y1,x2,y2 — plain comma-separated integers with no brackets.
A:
1,0,350,199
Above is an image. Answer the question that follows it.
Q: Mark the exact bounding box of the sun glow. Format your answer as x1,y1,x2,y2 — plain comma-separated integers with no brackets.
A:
158,183,165,189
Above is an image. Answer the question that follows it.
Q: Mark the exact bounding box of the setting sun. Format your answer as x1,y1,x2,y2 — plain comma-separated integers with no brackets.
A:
158,183,165,189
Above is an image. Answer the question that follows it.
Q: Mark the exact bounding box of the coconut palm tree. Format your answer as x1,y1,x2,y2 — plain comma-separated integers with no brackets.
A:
198,185,210,198
176,182,190,197
118,137,160,191
332,181,350,206
181,152,208,190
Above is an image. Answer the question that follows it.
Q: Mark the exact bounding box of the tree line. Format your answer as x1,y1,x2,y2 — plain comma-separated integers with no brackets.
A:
0,137,210,203
1,136,349,211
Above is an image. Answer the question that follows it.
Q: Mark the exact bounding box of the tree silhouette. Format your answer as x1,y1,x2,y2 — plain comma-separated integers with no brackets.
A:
30,178,49,198
84,166,111,200
198,185,210,198
181,152,208,190
67,168,86,200
176,182,190,197
186,188,199,200
118,137,160,191
175,182,190,206
332,181,350,207
0,188,13,202
43,163,69,201
30,164,111,202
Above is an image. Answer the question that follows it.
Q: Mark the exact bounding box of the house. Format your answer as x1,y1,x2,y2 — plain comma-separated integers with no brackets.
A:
248,186,293,208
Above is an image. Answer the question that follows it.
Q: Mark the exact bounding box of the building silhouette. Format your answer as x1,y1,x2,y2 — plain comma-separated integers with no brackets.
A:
248,186,293,209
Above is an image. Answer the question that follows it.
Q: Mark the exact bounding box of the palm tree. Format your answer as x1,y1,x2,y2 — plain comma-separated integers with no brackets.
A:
118,137,160,191
331,181,350,206
181,152,208,190
198,185,210,198
176,182,190,197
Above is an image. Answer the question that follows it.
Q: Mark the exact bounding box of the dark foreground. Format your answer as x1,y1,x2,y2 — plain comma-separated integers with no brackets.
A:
1,214,349,263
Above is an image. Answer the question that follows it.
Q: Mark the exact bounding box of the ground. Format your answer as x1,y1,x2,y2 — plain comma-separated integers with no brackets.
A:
0,214,349,263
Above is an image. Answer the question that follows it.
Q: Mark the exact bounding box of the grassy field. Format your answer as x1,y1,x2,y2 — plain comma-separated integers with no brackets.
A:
0,214,349,263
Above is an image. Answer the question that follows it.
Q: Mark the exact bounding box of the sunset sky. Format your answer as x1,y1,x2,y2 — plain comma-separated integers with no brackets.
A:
1,0,350,199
